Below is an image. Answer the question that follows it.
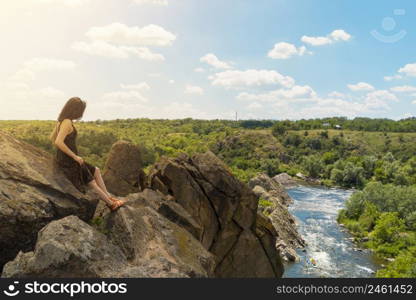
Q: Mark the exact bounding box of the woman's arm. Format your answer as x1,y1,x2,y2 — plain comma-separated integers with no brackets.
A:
54,119,83,164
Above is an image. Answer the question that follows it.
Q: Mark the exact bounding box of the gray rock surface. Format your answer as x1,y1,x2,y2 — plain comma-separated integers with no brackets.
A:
102,140,147,196
249,173,305,262
148,152,283,277
273,173,298,187
0,131,98,271
3,201,215,278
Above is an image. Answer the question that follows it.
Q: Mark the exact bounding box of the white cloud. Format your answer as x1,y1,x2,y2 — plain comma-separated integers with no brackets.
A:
24,58,76,72
239,97,363,120
236,85,400,120
307,98,365,117
267,42,309,59
330,29,352,42
120,82,150,90
301,36,332,46
116,46,164,61
102,82,151,105
85,23,176,47
72,41,129,59
365,90,398,104
384,74,403,81
401,113,413,119
348,82,375,92
210,69,295,89
390,85,416,93
200,53,231,69
3,82,30,91
306,90,396,118
131,0,168,6
10,58,77,82
102,90,149,103
3,84,67,101
168,80,175,84
72,41,164,61
33,0,90,6
301,29,352,46
2,58,73,118
398,63,416,77
328,91,346,98
194,67,205,73
237,85,317,102
0,81,69,119
247,102,263,110
156,102,211,119
36,86,67,98
184,85,204,95
10,69,36,82
73,23,174,61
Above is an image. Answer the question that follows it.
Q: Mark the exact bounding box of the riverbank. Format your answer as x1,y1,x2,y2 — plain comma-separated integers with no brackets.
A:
283,185,380,278
337,212,409,276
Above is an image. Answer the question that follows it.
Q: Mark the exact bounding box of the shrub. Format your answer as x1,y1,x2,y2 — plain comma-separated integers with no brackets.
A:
376,247,416,278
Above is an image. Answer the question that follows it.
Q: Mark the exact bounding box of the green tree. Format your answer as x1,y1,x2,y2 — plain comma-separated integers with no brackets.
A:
369,212,406,256
271,122,286,137
303,155,323,178
358,201,380,231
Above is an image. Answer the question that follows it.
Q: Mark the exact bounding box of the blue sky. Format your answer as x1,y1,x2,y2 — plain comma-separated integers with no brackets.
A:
1,0,416,120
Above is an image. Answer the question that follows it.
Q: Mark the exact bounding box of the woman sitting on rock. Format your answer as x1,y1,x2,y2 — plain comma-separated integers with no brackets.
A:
50,97,125,211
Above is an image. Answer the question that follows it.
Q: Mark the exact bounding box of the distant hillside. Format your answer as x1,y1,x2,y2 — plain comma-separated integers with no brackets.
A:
1,119,416,187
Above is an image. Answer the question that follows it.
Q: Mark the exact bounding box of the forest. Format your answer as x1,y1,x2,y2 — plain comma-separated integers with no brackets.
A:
0,117,415,278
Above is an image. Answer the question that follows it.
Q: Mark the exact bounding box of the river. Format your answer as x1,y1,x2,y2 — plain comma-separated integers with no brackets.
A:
283,185,381,278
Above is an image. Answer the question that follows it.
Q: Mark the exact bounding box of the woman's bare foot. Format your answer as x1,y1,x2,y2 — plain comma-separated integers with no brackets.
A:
107,196,126,211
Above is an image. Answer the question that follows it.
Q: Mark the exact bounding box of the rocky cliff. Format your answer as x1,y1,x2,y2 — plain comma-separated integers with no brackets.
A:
249,173,305,262
0,131,98,272
147,152,283,277
0,132,287,278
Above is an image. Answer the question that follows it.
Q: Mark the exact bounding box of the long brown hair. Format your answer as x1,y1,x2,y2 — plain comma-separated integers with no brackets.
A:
50,97,87,143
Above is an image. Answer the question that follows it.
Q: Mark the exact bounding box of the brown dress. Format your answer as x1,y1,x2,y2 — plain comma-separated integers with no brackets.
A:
55,120,96,194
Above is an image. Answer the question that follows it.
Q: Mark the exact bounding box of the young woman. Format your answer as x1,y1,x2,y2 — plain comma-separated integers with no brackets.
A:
50,97,125,211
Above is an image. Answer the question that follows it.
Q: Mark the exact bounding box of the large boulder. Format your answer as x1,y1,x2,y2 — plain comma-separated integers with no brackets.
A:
148,151,283,277
273,173,299,187
96,190,215,277
0,131,98,271
3,195,216,278
2,216,127,278
102,140,147,196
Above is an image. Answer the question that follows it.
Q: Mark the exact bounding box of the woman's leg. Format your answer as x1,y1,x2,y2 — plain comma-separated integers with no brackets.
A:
88,179,113,206
92,167,125,207
93,167,111,197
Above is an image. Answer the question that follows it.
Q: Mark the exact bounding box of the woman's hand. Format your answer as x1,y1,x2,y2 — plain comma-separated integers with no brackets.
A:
74,155,84,165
